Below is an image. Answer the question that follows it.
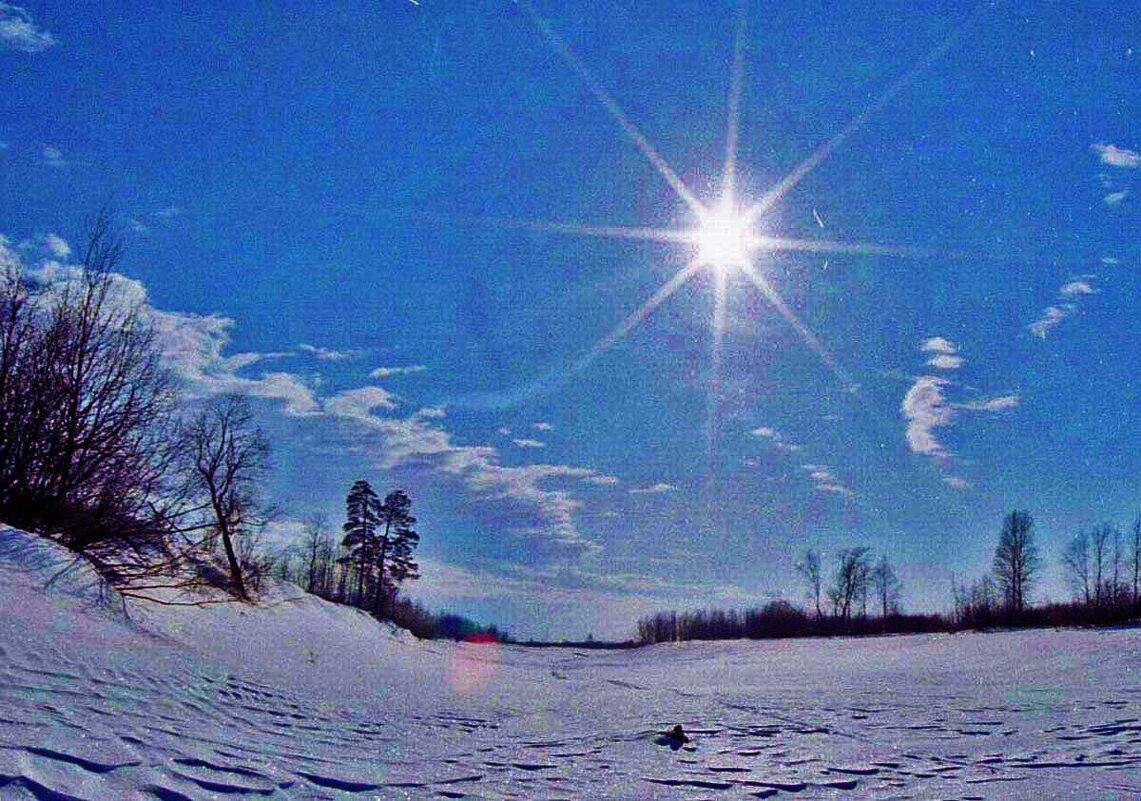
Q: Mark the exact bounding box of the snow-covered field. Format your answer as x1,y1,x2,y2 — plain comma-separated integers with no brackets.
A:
2,526,1140,800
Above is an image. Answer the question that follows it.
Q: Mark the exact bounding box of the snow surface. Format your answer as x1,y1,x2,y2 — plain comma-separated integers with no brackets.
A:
2,524,1141,799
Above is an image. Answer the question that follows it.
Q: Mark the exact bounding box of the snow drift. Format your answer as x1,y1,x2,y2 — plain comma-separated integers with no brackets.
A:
2,524,1140,799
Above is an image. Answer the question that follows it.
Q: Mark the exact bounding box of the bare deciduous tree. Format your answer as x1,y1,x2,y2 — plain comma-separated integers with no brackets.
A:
184,395,269,600
1086,527,1122,607
992,510,1039,614
1130,515,1141,606
796,548,823,618
300,514,336,596
1062,531,1091,606
871,555,902,618
0,213,179,550
829,547,871,622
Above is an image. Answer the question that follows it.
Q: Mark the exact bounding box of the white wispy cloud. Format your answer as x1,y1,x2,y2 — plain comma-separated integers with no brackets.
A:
299,343,362,362
629,482,678,495
512,438,546,449
533,421,554,431
750,425,801,454
17,232,70,260
958,394,1020,412
1028,304,1073,338
921,336,958,354
927,354,965,370
943,476,970,490
1104,191,1129,206
9,233,623,558
902,375,953,461
1092,143,1141,169
800,465,854,497
152,206,182,219
42,233,69,258
1030,275,1099,339
1059,279,1098,296
921,336,965,370
20,253,323,419
902,337,1020,478
0,3,55,53
370,364,427,378
41,144,68,168
324,386,400,418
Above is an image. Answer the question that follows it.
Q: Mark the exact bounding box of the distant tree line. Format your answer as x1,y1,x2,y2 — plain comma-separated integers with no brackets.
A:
639,509,1141,645
638,546,937,644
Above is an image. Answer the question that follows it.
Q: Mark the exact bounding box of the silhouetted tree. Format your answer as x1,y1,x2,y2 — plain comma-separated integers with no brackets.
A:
1090,524,1115,608
870,555,902,618
300,514,336,596
992,510,1039,614
342,479,381,606
1129,516,1141,606
1062,531,1091,606
184,395,270,600
373,489,419,615
0,213,179,550
796,548,823,618
952,574,1000,628
829,547,871,622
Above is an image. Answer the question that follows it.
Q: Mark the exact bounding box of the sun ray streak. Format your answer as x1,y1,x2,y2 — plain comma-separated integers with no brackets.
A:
706,269,729,462
515,0,704,214
739,265,855,390
744,10,981,224
482,218,695,245
722,0,748,200
592,259,704,357
755,235,940,259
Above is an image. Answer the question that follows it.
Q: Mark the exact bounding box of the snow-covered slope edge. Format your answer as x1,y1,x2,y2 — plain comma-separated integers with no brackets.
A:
0,524,500,799
0,524,130,621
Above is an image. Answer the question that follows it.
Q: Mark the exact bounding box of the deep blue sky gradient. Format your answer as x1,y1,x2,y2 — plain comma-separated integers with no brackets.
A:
2,1,1138,637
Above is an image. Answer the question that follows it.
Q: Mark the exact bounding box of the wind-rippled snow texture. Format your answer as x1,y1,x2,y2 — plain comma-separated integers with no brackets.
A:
2,526,1140,799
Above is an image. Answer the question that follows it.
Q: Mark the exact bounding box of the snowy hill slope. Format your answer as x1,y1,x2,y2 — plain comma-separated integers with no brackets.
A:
2,524,1141,799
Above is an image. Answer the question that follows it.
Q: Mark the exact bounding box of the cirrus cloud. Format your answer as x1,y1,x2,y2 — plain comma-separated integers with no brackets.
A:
0,3,55,53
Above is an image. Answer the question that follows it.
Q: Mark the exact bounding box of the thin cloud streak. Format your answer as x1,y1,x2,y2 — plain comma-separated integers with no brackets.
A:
0,3,55,53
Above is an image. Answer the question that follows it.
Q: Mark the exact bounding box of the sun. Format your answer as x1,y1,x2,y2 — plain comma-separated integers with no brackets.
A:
693,196,754,274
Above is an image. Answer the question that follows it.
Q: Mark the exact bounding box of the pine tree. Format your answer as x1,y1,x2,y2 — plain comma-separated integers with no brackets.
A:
342,479,381,606
374,490,420,616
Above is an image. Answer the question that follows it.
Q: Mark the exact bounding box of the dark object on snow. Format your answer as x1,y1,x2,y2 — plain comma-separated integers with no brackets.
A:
654,724,692,750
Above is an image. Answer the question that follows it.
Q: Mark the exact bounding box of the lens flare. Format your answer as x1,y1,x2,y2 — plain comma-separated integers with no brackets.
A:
693,198,754,274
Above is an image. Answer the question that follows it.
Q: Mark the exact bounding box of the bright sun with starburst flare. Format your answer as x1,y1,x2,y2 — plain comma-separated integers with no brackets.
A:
490,0,977,417
692,196,755,274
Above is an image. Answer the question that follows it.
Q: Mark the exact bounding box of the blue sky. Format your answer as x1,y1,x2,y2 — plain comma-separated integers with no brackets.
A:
2,1,1138,638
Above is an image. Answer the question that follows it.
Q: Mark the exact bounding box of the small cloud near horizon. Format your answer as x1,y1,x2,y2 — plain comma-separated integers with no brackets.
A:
41,145,68,168
1092,143,1141,169
629,482,677,495
299,343,362,362
512,438,546,449
370,364,427,378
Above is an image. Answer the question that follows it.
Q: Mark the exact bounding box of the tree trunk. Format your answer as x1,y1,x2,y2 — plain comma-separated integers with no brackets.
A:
219,525,247,600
